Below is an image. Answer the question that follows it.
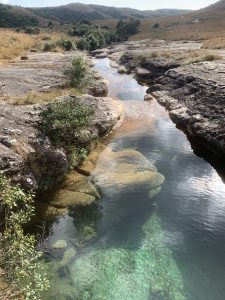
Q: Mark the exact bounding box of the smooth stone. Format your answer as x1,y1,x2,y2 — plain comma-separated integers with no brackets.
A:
54,190,96,207
117,66,127,74
94,148,164,193
59,247,77,267
52,240,67,249
149,186,162,199
144,94,155,101
95,53,108,59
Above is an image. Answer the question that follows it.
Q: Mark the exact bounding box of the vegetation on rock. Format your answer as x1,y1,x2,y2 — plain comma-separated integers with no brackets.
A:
39,97,93,169
64,56,89,88
0,174,49,299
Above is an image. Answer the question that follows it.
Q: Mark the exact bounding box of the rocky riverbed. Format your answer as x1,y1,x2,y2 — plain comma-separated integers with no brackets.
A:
96,39,225,158
0,51,123,201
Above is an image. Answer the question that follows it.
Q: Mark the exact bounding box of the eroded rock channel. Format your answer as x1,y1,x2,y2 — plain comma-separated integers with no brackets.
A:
2,41,225,300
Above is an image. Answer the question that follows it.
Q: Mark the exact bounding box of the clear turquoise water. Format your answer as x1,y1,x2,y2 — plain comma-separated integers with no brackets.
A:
43,58,225,300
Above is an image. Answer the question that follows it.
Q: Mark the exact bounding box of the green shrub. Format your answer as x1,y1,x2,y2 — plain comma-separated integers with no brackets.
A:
64,56,89,88
71,23,119,52
56,39,73,51
39,97,93,148
116,18,140,36
0,174,49,299
77,37,90,51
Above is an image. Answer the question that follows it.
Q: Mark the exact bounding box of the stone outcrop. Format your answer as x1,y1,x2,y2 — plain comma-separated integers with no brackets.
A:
110,39,225,157
0,95,123,191
152,61,225,157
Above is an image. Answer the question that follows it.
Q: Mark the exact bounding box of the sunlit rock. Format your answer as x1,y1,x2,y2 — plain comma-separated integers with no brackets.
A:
93,148,164,194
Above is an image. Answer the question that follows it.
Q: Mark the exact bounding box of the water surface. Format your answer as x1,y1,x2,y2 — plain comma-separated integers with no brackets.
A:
43,58,225,300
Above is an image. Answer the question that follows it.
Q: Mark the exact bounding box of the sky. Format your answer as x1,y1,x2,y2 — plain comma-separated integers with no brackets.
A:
0,0,218,10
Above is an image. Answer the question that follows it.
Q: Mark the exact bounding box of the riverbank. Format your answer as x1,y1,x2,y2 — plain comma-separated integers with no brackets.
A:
96,39,225,158
0,51,123,193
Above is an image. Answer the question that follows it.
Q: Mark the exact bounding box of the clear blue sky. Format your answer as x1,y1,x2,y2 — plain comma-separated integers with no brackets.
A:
0,0,218,10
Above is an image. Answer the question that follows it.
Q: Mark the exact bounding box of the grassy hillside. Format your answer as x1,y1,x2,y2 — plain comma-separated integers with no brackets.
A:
29,3,191,23
0,4,49,27
130,0,225,44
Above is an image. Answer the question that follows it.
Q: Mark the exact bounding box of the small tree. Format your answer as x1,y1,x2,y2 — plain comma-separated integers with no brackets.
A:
153,23,160,29
64,56,89,88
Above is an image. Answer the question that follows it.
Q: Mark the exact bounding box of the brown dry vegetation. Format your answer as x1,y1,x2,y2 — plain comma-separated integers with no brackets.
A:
2,88,81,105
124,1,225,49
0,29,72,65
131,49,222,67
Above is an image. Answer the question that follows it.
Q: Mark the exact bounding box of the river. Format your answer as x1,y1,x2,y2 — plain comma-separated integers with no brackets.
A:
43,57,225,300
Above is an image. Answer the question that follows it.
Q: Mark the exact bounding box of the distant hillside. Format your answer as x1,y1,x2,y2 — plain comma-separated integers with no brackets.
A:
28,3,191,24
0,4,49,27
131,0,225,42
144,8,191,17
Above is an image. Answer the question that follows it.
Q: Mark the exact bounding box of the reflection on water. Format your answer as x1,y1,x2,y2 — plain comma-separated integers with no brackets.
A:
43,58,225,300
93,58,148,100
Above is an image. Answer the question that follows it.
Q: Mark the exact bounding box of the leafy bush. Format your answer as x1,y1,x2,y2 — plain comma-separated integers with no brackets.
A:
116,18,140,36
0,174,49,299
39,97,93,148
71,19,139,52
64,56,89,88
77,37,90,51
153,23,160,29
56,39,73,51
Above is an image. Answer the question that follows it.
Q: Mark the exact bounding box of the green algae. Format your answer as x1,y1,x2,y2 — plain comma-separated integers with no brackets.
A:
70,214,187,300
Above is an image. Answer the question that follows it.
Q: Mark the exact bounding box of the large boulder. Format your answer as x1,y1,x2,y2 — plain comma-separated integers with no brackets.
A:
92,148,164,195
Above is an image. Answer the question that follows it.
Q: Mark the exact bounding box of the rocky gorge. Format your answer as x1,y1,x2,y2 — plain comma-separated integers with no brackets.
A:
0,50,124,223
95,39,225,159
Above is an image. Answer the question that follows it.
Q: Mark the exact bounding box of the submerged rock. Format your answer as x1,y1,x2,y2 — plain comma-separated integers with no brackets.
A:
68,215,187,300
52,240,67,249
53,190,96,208
93,148,164,194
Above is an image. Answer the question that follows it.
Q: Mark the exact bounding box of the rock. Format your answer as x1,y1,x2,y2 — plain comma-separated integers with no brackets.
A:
52,240,67,249
59,247,77,267
0,94,123,191
53,190,96,208
20,56,28,61
0,51,83,97
34,201,68,221
153,61,225,157
117,66,127,74
93,148,164,194
95,53,108,59
88,80,108,97
91,49,108,56
135,67,151,77
144,94,155,101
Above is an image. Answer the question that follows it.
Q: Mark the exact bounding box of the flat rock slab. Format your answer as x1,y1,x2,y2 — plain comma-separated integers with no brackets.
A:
0,51,80,97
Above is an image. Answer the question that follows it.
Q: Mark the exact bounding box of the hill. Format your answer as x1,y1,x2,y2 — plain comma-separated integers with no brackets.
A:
28,3,191,24
131,0,225,43
0,4,49,27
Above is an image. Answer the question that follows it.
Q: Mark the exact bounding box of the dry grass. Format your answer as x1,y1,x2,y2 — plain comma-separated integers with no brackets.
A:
131,49,222,66
0,29,34,65
129,3,225,46
8,88,80,105
0,29,74,65
202,38,225,49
